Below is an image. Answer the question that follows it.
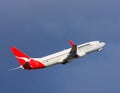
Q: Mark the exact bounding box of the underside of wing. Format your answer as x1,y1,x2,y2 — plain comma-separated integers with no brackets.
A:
62,40,79,64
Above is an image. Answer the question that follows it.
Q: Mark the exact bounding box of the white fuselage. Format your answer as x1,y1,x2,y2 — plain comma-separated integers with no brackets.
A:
33,41,105,68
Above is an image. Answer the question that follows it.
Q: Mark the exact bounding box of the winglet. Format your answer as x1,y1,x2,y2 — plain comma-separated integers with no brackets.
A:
68,40,76,46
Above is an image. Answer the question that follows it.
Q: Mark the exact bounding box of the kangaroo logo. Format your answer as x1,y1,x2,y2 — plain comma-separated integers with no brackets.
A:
16,56,31,62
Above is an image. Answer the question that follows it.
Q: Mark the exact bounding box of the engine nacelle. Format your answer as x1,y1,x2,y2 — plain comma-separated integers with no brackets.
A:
77,51,86,57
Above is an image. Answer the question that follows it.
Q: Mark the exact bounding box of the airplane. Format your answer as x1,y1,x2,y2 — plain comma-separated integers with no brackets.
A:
9,40,106,71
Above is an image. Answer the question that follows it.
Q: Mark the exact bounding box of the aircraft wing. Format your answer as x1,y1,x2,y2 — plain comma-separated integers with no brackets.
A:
62,40,78,64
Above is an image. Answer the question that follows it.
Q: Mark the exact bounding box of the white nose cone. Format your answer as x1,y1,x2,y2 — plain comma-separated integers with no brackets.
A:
102,42,106,47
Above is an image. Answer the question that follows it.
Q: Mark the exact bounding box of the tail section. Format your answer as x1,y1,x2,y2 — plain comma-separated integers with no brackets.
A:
11,47,31,65
11,47,45,70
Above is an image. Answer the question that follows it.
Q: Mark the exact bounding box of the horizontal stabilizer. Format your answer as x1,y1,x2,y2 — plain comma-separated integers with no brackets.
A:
8,66,23,71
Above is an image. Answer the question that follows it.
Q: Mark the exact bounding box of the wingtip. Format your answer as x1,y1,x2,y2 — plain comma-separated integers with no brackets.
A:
68,40,76,46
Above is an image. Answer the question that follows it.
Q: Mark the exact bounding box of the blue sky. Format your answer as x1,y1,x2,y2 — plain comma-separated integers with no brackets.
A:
0,0,120,93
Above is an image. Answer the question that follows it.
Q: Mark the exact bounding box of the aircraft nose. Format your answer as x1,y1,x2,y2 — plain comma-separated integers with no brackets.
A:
101,42,106,46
